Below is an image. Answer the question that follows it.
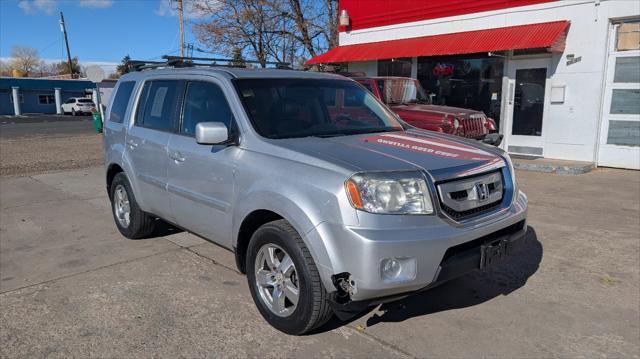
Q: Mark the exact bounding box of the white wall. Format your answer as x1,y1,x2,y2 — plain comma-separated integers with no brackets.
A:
340,0,640,163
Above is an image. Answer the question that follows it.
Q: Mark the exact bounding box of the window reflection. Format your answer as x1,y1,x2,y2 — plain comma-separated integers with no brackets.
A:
417,54,504,128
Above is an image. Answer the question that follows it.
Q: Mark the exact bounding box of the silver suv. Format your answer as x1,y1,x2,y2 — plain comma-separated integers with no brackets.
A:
104,65,528,335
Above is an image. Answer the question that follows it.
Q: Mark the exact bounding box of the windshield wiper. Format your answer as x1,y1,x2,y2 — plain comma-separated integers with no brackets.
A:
333,127,403,136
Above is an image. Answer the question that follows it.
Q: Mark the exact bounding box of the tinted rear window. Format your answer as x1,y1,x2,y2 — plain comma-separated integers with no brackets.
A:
109,81,135,123
136,80,180,132
77,99,93,103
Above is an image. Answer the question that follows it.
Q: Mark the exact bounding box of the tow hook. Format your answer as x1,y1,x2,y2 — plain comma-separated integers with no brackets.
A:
329,272,369,321
331,272,357,300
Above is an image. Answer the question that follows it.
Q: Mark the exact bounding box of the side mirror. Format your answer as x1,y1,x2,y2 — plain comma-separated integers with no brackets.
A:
195,122,229,145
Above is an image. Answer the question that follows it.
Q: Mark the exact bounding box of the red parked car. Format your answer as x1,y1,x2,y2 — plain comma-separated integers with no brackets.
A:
352,76,502,145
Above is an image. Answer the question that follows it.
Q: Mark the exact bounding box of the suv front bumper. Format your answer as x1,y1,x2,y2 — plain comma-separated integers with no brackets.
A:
306,190,528,313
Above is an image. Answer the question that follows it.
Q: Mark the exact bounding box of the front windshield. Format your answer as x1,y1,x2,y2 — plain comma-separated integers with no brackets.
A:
234,79,404,139
377,78,430,105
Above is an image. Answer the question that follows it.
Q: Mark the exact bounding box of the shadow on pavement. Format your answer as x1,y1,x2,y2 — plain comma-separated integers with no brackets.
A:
144,219,184,238
317,227,542,332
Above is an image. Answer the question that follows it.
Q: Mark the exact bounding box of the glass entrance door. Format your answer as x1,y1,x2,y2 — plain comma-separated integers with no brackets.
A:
505,58,551,156
597,20,640,170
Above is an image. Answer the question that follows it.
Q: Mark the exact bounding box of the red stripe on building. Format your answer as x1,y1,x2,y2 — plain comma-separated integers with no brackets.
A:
339,0,557,32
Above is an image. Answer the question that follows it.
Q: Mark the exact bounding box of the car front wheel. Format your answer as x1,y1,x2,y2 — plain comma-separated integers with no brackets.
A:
246,219,334,335
109,172,156,239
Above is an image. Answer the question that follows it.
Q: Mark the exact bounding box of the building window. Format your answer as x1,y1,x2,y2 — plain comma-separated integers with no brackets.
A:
38,94,55,105
9,93,24,104
610,89,640,115
417,54,504,125
616,20,640,51
378,58,412,77
613,57,640,83
607,120,640,147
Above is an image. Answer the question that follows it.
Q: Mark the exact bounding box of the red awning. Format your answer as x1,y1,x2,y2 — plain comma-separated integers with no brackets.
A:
307,20,569,64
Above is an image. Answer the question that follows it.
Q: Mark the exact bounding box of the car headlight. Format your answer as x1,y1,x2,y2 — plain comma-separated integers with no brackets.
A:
345,172,433,214
503,152,517,193
453,118,460,129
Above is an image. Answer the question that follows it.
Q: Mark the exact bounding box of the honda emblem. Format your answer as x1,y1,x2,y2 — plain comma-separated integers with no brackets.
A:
475,183,489,201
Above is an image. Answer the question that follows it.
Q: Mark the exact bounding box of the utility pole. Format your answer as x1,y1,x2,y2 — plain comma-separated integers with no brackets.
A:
177,0,185,57
59,11,74,78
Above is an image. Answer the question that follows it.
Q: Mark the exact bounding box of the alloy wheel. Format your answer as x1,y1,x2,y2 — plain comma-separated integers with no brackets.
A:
113,184,131,228
254,244,300,317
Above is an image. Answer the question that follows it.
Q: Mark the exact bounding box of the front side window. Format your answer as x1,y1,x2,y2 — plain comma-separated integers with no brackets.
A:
110,81,135,123
234,79,403,139
136,80,179,131
181,81,233,136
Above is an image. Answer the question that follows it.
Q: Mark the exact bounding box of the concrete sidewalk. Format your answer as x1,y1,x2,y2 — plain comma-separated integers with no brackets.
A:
1,167,638,358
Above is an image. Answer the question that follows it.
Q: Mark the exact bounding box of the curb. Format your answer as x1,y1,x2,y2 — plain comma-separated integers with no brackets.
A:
513,161,595,175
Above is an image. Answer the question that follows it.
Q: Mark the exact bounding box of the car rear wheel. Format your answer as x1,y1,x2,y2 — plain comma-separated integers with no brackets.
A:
109,172,156,239
246,219,334,335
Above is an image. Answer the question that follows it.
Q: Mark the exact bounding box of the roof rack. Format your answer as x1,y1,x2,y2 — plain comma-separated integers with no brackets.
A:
126,56,291,72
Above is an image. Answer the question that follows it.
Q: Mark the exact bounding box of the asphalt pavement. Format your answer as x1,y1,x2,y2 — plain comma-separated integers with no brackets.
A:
0,114,95,138
1,167,638,358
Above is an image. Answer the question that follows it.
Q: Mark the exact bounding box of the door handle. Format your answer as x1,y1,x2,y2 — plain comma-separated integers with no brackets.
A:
127,140,138,149
170,152,185,163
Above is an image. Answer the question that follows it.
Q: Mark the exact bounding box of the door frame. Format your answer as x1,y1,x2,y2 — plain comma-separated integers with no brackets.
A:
596,19,640,169
503,56,553,157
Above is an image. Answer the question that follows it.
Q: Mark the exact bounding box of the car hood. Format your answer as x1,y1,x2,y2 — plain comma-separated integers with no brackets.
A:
392,103,483,117
270,129,505,180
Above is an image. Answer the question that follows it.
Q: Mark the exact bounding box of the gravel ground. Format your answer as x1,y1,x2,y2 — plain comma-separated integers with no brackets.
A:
0,134,103,177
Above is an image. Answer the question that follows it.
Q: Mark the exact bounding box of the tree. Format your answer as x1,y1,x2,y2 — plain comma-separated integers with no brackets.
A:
55,57,82,76
230,48,246,68
35,61,58,77
191,0,338,67
116,55,131,76
9,46,40,77
193,0,280,68
0,60,12,77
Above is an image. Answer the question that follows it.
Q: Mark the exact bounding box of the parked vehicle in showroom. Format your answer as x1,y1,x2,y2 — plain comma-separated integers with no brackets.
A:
61,97,95,116
103,59,527,335
351,76,502,145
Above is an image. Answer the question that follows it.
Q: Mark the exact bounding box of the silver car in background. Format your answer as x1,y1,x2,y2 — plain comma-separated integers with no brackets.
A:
103,66,528,335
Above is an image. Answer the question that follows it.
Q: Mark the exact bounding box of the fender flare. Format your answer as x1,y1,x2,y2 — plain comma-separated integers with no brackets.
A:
233,191,336,291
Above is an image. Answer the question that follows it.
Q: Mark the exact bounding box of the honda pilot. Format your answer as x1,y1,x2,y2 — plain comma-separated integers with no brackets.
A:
103,64,528,335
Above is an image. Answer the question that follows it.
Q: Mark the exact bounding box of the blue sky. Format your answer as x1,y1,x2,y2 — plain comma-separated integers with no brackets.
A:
1,0,204,73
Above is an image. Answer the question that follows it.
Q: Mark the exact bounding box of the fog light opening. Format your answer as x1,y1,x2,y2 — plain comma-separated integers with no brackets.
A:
380,257,417,283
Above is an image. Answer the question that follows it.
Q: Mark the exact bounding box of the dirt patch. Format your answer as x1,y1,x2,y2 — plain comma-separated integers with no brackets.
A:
0,134,103,177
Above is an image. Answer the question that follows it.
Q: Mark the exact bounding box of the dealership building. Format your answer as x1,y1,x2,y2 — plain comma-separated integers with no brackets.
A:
308,0,640,169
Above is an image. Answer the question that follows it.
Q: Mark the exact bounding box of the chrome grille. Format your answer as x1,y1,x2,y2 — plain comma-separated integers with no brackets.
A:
437,171,503,220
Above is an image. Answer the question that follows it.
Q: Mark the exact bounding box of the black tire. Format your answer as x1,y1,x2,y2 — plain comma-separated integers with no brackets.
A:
246,219,334,335
71,108,76,116
109,172,156,239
